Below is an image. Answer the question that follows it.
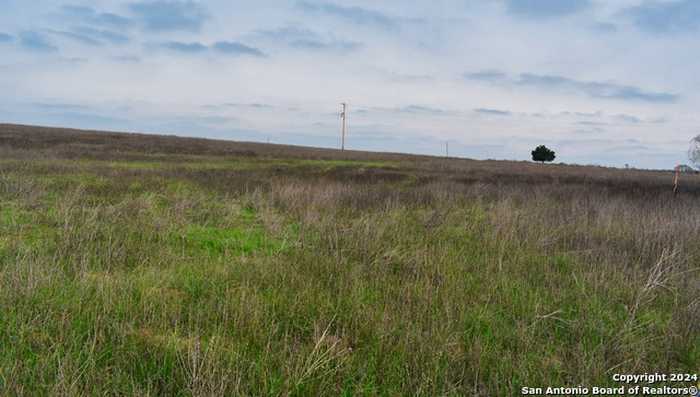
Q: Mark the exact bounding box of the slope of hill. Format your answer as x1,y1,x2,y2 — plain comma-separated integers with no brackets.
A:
0,123,697,395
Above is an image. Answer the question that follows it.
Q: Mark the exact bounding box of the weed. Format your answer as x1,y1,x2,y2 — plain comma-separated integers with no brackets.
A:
0,124,697,395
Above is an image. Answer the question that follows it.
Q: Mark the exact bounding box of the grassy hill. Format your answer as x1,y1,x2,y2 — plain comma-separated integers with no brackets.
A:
0,124,697,395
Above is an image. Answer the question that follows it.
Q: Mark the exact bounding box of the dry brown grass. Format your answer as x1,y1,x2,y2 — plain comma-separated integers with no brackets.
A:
0,123,697,396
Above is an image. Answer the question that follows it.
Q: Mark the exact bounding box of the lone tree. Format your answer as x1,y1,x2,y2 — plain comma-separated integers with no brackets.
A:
531,145,556,163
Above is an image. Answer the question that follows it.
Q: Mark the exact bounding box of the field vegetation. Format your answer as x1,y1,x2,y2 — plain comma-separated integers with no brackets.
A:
0,124,698,395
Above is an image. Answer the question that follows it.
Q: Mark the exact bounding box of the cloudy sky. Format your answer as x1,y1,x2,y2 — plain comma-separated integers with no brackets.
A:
1,0,699,168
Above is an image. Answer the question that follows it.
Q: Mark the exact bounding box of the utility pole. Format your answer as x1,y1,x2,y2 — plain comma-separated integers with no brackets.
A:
445,141,449,158
673,165,680,196
340,102,348,151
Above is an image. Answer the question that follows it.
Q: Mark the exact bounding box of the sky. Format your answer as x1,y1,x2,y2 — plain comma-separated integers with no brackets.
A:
1,0,699,169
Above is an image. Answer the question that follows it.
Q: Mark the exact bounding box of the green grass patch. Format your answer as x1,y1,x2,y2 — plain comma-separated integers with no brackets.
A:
178,225,281,257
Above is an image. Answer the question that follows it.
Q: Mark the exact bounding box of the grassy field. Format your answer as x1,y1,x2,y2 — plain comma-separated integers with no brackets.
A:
0,124,698,395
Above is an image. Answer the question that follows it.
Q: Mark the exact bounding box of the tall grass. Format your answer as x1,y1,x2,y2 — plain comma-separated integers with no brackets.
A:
0,124,697,395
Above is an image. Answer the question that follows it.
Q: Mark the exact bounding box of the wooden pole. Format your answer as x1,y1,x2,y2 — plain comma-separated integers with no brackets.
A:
340,103,347,151
673,165,680,196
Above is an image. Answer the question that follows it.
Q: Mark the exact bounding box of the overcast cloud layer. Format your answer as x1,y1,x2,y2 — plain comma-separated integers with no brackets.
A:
1,0,699,169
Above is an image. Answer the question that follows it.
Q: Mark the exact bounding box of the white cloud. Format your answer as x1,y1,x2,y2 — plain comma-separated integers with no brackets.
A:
0,0,697,169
